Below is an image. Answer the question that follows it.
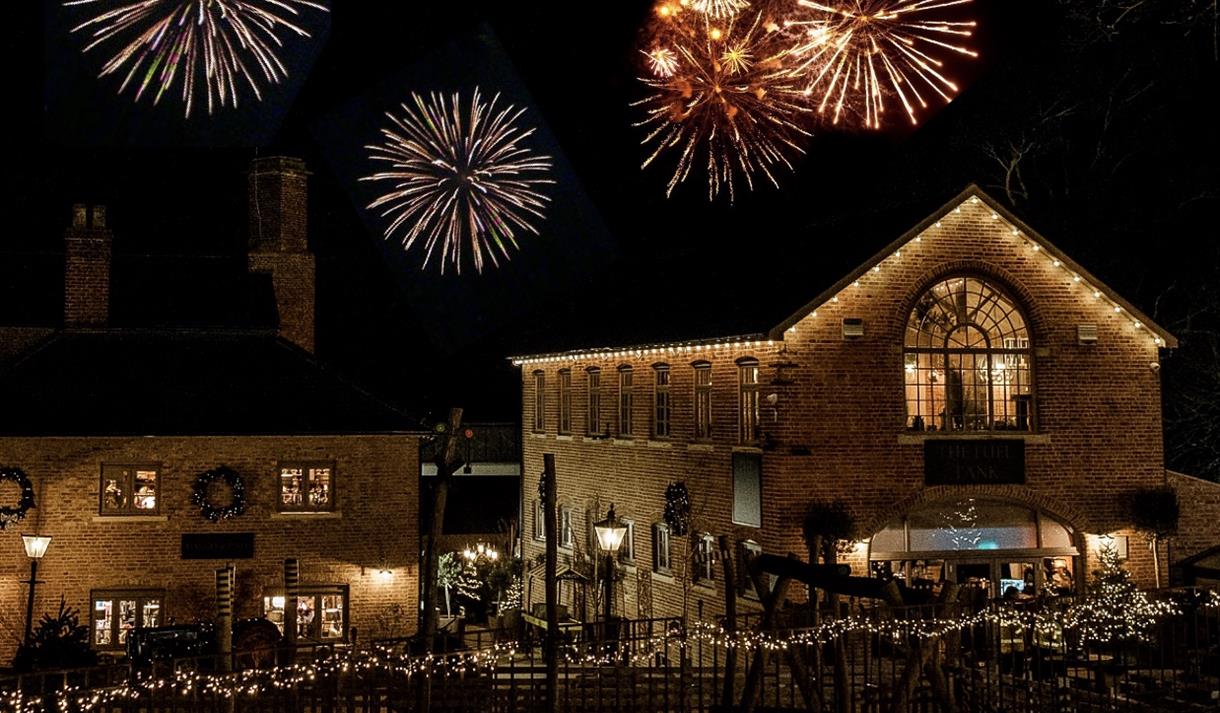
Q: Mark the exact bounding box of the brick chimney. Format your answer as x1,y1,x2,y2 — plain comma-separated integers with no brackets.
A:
247,157,315,353
64,204,112,327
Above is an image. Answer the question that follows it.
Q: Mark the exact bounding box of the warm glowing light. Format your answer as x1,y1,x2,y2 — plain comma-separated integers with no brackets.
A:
692,0,752,18
362,88,555,275
64,0,329,118
22,534,52,559
636,3,810,201
785,0,978,129
644,47,681,77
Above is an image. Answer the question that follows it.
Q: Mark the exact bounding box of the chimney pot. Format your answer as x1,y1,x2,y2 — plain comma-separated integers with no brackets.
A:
64,204,113,327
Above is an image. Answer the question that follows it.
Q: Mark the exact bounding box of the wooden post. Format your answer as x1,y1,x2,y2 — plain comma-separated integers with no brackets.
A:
284,559,299,647
543,453,559,713
215,565,233,672
718,535,738,709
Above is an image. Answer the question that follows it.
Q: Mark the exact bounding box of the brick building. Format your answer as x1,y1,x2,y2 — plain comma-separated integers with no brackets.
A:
512,186,1220,623
0,158,423,662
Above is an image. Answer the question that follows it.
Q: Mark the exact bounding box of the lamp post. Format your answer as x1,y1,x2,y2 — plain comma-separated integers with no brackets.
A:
593,505,627,627
21,534,52,645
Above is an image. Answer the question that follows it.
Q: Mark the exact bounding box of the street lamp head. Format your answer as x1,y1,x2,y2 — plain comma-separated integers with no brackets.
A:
593,504,628,554
21,534,52,560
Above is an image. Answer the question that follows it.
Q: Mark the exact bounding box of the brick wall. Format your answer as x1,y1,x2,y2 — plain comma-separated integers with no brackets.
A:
63,219,112,327
1167,470,1220,571
0,434,419,661
516,194,1181,624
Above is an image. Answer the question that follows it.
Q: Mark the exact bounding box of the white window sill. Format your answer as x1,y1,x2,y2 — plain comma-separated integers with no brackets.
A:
687,443,715,452
92,515,168,523
556,434,574,441
651,571,675,584
897,432,1050,445
646,440,672,449
611,437,635,445
732,445,763,454
271,511,342,519
529,432,549,440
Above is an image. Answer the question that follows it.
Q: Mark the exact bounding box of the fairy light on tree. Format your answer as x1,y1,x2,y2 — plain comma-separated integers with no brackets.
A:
1064,543,1179,645
636,0,811,201
784,0,978,129
63,0,329,118
362,88,555,276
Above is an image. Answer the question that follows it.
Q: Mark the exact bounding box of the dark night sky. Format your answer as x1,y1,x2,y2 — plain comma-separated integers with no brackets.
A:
5,2,1218,428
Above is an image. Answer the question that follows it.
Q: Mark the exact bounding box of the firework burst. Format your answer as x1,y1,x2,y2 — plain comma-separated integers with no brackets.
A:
786,0,978,129
636,2,810,201
362,89,555,276
691,0,753,19
64,0,329,118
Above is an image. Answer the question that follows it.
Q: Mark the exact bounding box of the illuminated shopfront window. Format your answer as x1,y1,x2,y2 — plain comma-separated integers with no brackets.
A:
263,586,348,641
278,462,335,512
91,590,163,650
99,465,160,515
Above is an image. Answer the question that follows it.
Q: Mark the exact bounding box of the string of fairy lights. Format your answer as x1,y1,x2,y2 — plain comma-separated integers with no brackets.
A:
513,195,1170,367
7,586,1215,713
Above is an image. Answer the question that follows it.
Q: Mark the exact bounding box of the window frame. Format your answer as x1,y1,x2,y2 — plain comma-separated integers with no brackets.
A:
277,461,337,513
617,365,634,437
620,519,637,564
586,367,602,436
532,499,546,541
693,361,713,441
98,464,162,516
262,585,350,642
533,370,546,433
653,364,671,439
90,589,165,651
694,533,716,583
557,369,572,435
653,523,672,574
559,505,575,550
903,275,1035,433
738,540,763,600
737,358,760,444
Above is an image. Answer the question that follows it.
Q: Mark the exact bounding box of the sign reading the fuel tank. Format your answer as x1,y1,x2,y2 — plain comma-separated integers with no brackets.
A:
924,440,1025,486
181,533,255,560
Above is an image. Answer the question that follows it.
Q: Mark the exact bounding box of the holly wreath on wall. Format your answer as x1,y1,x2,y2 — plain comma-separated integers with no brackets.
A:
0,467,36,529
192,466,247,522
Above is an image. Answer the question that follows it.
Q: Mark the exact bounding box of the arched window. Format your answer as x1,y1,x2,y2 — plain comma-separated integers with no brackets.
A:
904,276,1033,432
868,499,1079,598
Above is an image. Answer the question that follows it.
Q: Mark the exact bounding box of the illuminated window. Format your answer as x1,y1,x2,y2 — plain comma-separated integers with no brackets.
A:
263,585,348,641
99,465,160,515
905,276,1033,432
653,523,672,573
617,365,634,437
533,370,546,433
693,362,712,440
91,590,163,650
557,369,572,435
653,365,671,438
586,368,602,435
278,462,335,512
737,358,760,444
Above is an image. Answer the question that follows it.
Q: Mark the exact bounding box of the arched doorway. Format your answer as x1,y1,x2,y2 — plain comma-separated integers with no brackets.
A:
868,498,1080,600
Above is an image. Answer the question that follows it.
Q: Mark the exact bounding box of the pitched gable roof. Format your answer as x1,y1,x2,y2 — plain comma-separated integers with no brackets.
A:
0,330,424,436
512,184,1176,365
768,185,1177,347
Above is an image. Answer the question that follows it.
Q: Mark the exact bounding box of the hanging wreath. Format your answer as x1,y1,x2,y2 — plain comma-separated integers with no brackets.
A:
192,466,246,522
664,481,692,536
0,467,36,530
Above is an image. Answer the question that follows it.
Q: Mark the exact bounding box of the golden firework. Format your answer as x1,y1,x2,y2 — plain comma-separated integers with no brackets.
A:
636,1,810,201
786,0,978,129
691,0,753,19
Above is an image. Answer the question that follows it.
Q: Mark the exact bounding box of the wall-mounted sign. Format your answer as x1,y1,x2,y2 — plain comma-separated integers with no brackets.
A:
924,440,1025,486
181,533,255,560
